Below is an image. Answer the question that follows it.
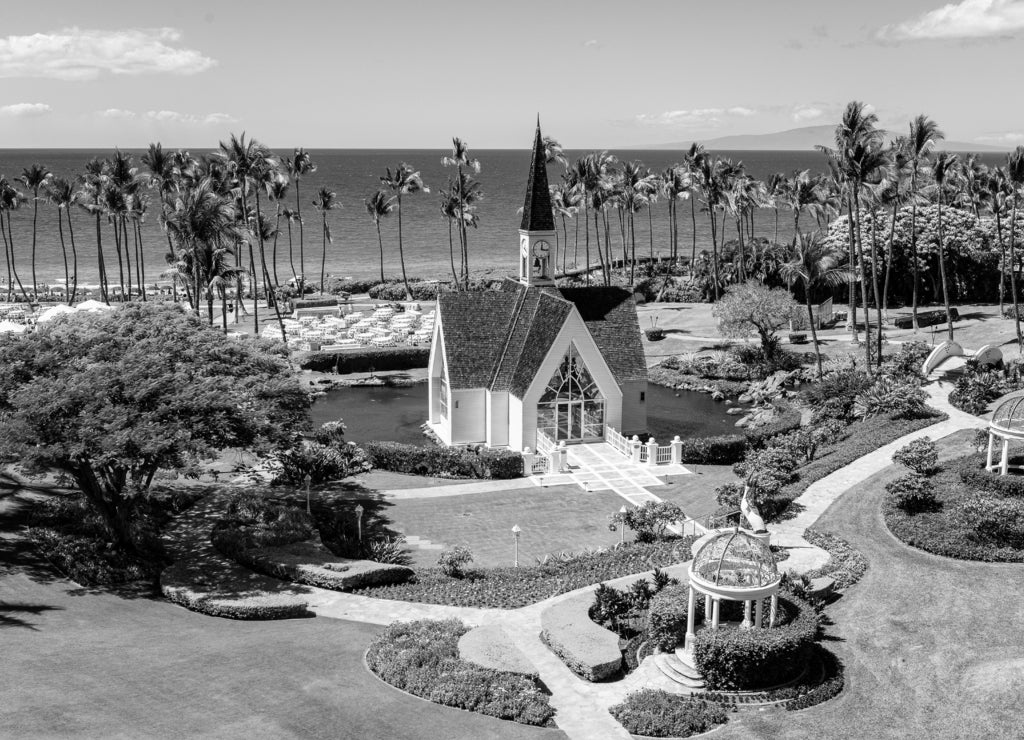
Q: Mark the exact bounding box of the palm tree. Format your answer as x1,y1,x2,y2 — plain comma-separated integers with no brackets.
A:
78,158,110,303
439,185,461,285
266,176,290,288
281,207,299,284
767,172,787,246
783,170,823,234
45,177,79,304
877,144,911,324
931,151,959,341
780,232,852,379
17,163,51,299
0,177,30,302
380,163,429,300
662,166,691,262
696,155,728,299
685,143,706,272
286,148,317,291
1005,147,1024,349
906,115,944,330
365,190,395,284
987,167,1012,315
142,142,179,302
312,186,338,295
543,136,568,170
441,139,481,288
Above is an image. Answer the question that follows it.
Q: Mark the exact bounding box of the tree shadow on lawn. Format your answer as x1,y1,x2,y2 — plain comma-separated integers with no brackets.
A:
0,601,62,630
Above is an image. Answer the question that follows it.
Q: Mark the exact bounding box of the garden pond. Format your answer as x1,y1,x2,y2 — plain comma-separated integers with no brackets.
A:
311,382,744,444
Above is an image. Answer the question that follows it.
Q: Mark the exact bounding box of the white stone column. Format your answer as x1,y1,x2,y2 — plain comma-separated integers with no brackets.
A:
521,448,534,476
741,600,753,629
755,598,764,629
630,435,642,464
711,598,720,629
646,438,658,467
1002,438,1011,476
704,593,713,623
769,594,778,628
987,432,996,472
671,436,683,465
684,586,697,652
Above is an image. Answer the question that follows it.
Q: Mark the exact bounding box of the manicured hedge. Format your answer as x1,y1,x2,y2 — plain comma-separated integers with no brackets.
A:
541,593,622,681
458,625,538,678
646,584,694,651
609,689,728,737
296,346,430,373
692,596,819,691
365,441,524,479
802,530,868,590
355,538,697,609
677,434,748,464
366,619,554,726
954,452,1024,497
292,297,339,310
160,560,312,620
893,307,959,329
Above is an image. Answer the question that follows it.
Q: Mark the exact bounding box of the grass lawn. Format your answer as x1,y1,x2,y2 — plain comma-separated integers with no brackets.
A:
712,440,1024,739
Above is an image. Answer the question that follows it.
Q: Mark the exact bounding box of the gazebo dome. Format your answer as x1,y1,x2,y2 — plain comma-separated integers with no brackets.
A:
691,529,779,590
990,396,1024,438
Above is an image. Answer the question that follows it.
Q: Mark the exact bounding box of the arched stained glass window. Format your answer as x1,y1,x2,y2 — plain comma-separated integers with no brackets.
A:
536,344,605,442
540,345,601,403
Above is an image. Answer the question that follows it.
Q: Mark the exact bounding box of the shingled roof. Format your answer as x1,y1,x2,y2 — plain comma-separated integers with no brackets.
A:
438,280,647,394
558,287,647,384
519,120,555,232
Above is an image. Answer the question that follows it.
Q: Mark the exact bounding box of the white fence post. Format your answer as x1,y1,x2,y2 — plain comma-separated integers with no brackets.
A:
522,447,534,476
646,438,658,467
558,441,568,472
671,435,682,465
630,435,642,464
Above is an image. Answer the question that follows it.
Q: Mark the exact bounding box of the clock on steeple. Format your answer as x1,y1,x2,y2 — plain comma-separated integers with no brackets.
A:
518,119,557,287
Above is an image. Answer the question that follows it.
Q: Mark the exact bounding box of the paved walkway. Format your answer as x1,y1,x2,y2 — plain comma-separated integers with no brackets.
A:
376,477,536,500
531,441,691,507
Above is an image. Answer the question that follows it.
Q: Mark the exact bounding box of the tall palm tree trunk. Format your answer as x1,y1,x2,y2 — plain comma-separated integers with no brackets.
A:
853,192,872,370
122,218,133,302
447,218,458,284
690,196,697,277
134,221,146,301
296,179,305,291
806,291,824,379
845,196,859,343
1,211,12,302
319,212,328,297
869,206,884,364
56,209,70,303
5,214,30,303
882,201,898,323
272,206,283,288
67,210,79,305
287,221,297,283
910,176,920,330
94,210,108,304
378,220,388,284
30,193,39,298
396,195,412,300
1009,198,1022,348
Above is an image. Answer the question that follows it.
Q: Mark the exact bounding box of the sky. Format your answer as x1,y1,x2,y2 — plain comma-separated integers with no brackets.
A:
1,0,1023,149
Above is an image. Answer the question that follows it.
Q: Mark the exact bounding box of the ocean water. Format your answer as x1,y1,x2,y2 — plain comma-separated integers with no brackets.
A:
0,148,1007,287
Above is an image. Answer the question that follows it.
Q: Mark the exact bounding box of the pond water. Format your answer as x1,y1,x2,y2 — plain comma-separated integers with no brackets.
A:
311,382,742,444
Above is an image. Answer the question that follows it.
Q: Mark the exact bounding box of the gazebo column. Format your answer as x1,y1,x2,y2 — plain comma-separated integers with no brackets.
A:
704,593,713,623
741,600,753,629
987,432,996,472
1001,437,1010,476
711,597,721,629
684,586,697,651
755,598,764,628
768,594,778,627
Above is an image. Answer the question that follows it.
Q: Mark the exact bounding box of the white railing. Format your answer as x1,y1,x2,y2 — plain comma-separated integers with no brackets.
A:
531,456,549,474
536,430,555,457
656,446,673,464
606,426,630,456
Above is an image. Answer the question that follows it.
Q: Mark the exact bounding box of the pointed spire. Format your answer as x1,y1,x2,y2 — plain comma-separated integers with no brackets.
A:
520,118,555,232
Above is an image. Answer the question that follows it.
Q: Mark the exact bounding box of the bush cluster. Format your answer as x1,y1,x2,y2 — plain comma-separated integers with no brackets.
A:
853,376,928,419
954,453,1024,497
880,341,932,378
296,346,430,373
355,538,697,609
892,308,959,329
801,530,868,590
645,583,695,651
886,474,939,514
692,596,820,691
892,437,939,475
274,434,370,486
365,441,523,479
609,689,728,738
590,568,678,638
366,619,554,726
608,501,685,543
960,494,1024,548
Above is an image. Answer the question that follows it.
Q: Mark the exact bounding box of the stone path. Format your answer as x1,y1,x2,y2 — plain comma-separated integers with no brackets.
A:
377,477,536,500
531,441,691,507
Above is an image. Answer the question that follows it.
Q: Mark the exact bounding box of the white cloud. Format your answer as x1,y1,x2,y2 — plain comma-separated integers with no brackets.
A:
633,107,759,128
0,27,215,80
583,39,602,48
792,105,825,122
99,108,136,119
878,0,1024,40
144,110,237,126
0,102,52,117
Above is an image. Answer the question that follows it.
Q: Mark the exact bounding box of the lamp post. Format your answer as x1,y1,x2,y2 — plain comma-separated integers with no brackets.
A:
618,506,628,545
303,474,312,515
355,503,364,542
511,524,522,567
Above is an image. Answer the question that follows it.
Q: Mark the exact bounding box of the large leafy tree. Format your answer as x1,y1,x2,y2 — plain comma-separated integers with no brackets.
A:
0,303,310,555
712,282,798,367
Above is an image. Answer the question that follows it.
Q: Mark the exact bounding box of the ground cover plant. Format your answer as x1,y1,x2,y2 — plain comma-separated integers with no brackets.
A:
354,538,696,609
948,359,1024,414
365,619,555,727
800,530,868,590
883,453,1024,562
609,689,728,738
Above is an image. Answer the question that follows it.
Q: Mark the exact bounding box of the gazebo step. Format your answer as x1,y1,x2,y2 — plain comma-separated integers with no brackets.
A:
654,652,705,688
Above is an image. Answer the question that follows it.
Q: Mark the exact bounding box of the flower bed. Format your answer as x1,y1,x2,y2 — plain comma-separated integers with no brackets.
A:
160,558,312,620
366,619,555,727
801,530,868,590
884,455,1024,562
609,689,728,738
457,625,537,678
355,538,696,609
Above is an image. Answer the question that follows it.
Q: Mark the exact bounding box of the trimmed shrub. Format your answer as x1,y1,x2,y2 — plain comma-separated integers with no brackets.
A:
159,560,311,620
457,625,537,678
954,453,1024,497
609,689,728,738
541,593,622,681
437,545,473,577
734,444,800,497
646,584,695,651
366,619,554,726
802,530,868,590
645,327,666,341
295,346,429,373
292,297,338,310
886,474,938,513
677,434,748,464
893,308,959,329
365,441,523,479
961,493,1024,548
892,437,939,475
692,596,819,691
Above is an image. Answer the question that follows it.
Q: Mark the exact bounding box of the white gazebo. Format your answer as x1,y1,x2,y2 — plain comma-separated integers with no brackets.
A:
683,528,782,654
986,396,1024,475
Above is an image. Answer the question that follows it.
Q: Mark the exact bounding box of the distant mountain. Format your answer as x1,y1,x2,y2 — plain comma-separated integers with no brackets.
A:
635,125,1009,152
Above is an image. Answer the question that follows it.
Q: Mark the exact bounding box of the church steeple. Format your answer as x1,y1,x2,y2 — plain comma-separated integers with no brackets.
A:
518,118,557,286
520,118,555,232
